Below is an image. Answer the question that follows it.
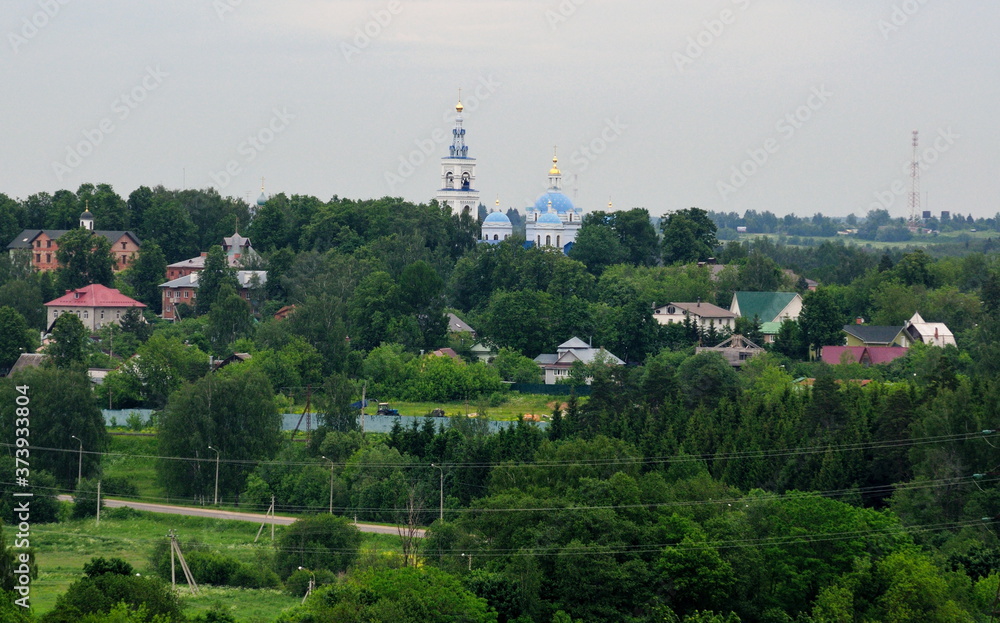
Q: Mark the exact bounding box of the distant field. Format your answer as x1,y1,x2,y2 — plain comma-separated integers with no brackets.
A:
739,229,996,250
30,510,403,619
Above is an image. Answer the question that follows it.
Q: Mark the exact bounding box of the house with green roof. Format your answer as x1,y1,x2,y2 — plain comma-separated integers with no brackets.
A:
729,291,803,324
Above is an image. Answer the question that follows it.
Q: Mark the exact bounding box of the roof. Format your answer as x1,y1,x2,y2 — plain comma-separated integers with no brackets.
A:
159,270,266,290
842,324,904,345
731,291,799,323
558,337,591,350
531,190,575,214
167,253,245,270
447,313,475,334
9,353,46,375
821,346,908,365
760,321,782,335
7,229,140,250
432,348,463,361
655,301,736,319
45,284,146,309
483,211,511,225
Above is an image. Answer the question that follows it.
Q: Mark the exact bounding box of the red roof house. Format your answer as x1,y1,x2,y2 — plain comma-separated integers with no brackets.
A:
45,284,145,331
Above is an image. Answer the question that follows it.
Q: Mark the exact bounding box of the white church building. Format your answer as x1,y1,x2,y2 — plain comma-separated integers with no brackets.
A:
437,96,587,253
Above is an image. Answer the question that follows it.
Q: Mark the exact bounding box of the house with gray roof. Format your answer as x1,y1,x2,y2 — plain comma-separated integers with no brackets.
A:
533,337,624,384
843,322,910,348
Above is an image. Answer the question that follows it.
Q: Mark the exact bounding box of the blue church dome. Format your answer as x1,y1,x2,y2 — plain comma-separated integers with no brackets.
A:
483,211,511,225
257,192,267,207
534,191,574,214
537,212,562,225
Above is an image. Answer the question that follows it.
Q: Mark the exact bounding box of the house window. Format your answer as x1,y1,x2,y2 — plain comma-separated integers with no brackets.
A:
46,240,51,248
35,241,40,248
83,311,88,319
121,242,126,249
45,254,51,263
116,311,120,319
184,291,189,298
35,254,40,263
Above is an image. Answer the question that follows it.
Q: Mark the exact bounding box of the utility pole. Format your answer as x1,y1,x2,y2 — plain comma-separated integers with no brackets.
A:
430,463,444,522
71,435,83,488
167,530,199,594
95,480,101,526
208,445,220,505
322,456,335,514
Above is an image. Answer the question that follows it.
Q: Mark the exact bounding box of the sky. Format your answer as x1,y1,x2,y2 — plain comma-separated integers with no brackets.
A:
3,0,998,219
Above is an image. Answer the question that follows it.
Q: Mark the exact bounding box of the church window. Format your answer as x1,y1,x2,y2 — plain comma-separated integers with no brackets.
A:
493,234,499,241
446,172,454,188
462,172,470,189
545,235,551,246
536,235,540,245
557,235,561,247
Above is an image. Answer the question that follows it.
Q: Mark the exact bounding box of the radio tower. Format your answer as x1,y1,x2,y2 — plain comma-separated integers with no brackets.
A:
908,130,920,230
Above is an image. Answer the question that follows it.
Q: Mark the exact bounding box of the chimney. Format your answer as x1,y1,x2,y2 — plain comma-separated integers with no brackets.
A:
697,297,701,308
856,317,864,325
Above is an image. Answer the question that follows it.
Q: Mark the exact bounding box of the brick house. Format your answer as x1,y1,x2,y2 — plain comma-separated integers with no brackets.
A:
159,270,267,320
7,209,141,272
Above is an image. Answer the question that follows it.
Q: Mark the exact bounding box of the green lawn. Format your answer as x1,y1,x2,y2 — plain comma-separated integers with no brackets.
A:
29,510,404,620
387,392,574,420
103,434,165,500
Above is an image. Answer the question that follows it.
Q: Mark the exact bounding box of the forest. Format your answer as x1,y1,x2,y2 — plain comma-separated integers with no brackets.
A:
2,183,1000,622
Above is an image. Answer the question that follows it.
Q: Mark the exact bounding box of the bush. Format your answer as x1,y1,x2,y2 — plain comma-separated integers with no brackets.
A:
101,475,140,498
71,478,103,519
104,506,144,520
285,568,337,597
274,514,362,579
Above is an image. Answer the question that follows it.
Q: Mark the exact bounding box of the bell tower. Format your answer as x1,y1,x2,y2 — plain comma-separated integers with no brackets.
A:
436,91,479,215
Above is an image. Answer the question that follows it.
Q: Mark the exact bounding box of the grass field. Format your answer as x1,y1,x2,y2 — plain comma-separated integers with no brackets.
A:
30,510,404,620
389,392,575,420
742,229,995,250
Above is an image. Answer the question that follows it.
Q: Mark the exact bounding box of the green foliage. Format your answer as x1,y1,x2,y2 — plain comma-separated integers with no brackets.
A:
55,228,116,290
273,514,362,579
282,566,497,623
662,207,718,264
0,367,108,487
158,365,280,499
492,347,543,383
42,558,183,623
125,242,167,313
71,478,103,519
49,312,89,368
0,306,34,370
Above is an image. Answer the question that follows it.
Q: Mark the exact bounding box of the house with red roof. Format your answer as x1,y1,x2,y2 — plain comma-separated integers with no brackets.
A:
45,284,145,331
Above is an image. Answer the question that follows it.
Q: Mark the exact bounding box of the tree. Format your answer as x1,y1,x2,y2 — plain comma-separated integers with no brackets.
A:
0,306,33,370
478,289,555,357
55,228,116,290
137,196,198,263
568,223,627,275
798,288,846,357
196,245,238,315
157,365,280,499
492,347,542,383
207,284,255,353
675,352,740,409
49,313,88,368
736,253,784,291
288,566,497,623
41,557,183,623
273,514,362,579
126,242,167,313
0,367,108,487
661,208,718,264
613,208,660,267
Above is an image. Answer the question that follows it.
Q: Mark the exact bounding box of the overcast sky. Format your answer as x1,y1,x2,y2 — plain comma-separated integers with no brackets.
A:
3,0,997,219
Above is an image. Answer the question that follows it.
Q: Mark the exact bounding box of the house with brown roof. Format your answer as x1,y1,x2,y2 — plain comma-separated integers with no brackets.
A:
653,301,736,332
45,284,146,331
821,346,909,366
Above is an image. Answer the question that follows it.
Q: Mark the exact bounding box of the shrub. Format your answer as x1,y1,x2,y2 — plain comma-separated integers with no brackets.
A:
71,478,103,519
101,475,140,498
274,514,362,579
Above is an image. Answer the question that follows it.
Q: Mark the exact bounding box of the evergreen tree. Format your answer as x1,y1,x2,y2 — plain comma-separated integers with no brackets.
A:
196,245,238,314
